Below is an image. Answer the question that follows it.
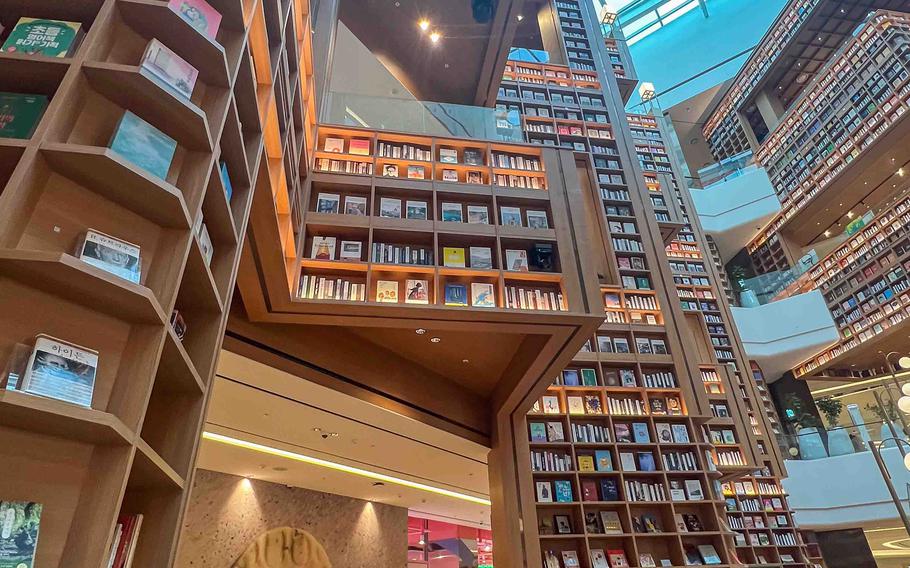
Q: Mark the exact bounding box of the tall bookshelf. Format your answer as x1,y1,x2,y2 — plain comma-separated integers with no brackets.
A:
627,113,821,568
747,9,910,272
0,0,313,566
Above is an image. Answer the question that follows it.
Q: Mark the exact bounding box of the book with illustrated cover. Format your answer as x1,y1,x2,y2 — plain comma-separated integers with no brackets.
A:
19,335,97,407
591,549,610,568
441,169,458,182
439,147,457,163
406,200,427,220
595,450,612,471
614,423,631,443
535,481,552,502
505,249,529,271
562,369,579,385
554,480,573,502
379,197,402,218
463,148,483,165
541,395,560,414
672,424,690,443
375,280,399,303
469,246,493,269
637,451,656,471
0,501,42,568
599,478,619,501
77,229,142,284
567,396,585,415
467,205,489,224
639,553,656,567
471,282,495,307
529,422,546,442
1,18,82,57
139,39,198,100
404,279,428,304
407,165,426,179
169,0,222,40
655,423,672,443
349,138,370,155
584,395,602,414
0,92,48,139
344,196,367,216
110,111,177,180
443,247,466,268
581,368,597,386
697,544,721,564
561,551,580,567
577,455,595,472
323,137,344,152
619,452,636,471
632,422,650,443
543,550,560,568
444,283,467,306
607,549,629,567
316,192,340,214
310,236,336,260
546,422,564,442
441,202,463,222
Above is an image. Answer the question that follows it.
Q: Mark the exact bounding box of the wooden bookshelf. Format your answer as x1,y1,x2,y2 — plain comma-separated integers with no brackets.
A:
746,10,910,261
0,0,309,565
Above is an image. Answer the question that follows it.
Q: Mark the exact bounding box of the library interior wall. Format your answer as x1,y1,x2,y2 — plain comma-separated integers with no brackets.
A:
624,0,787,110
176,470,408,567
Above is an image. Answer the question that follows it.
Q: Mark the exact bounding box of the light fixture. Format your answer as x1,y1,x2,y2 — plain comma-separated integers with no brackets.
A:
430,337,441,343
899,396,910,414
899,168,905,177
824,230,831,237
598,2,618,26
203,432,492,506
847,211,854,219
418,19,430,31
415,328,427,334
517,14,523,21
900,356,910,370
429,31,441,44
638,81,655,103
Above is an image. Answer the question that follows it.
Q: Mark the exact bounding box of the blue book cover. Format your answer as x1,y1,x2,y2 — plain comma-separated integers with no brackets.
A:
444,283,467,306
109,111,177,180
554,480,573,502
594,450,612,472
632,423,650,444
562,369,579,386
220,160,233,201
637,451,656,472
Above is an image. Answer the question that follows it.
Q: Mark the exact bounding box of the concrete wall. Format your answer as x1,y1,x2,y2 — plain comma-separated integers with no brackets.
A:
176,470,408,568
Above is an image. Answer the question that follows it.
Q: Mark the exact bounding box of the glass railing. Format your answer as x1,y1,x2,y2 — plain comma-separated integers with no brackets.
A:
321,91,525,142
733,266,817,306
696,150,756,189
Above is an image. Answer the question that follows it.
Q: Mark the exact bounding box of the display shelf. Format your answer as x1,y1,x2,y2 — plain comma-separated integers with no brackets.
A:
0,389,134,445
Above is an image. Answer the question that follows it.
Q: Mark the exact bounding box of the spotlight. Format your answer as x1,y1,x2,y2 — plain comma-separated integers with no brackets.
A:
429,31,441,43
418,19,430,31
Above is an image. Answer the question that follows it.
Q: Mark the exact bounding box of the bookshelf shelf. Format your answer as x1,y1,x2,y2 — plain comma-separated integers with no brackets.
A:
0,389,133,445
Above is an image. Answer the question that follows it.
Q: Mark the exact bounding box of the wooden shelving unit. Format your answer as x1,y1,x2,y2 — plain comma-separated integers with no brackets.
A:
746,10,910,267
0,0,312,565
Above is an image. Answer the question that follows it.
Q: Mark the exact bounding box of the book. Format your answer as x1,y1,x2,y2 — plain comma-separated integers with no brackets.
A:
20,335,97,407
594,450,612,471
543,550,560,568
344,195,367,217
530,243,554,271
444,283,467,306
406,200,427,220
407,165,426,179
463,148,483,165
591,549,610,568
108,513,143,568
77,229,141,284
170,310,187,341
685,479,704,500
683,513,703,532
581,480,598,501
600,511,622,534
599,478,619,501
375,280,399,303
197,221,214,266
140,39,198,100
578,455,595,472
349,138,370,155
310,236,336,260
467,170,483,184
169,0,222,40
567,396,584,415
632,423,650,443
607,549,629,567
554,514,572,534
639,553,657,567
562,369,579,386
443,247,466,268
441,202,463,222
381,163,398,177
584,395,602,414
404,279,428,304
0,501,42,568
535,481,552,502
613,337,630,353
469,247,493,269
671,424,690,443
562,551,581,567
619,452,636,471
109,111,177,180
0,92,48,139
655,423,672,443
316,193,340,214
500,206,523,226
442,169,458,182
527,209,549,229
669,480,686,501
505,249,529,271
323,137,344,152
614,424,632,443
637,451,656,472
379,197,402,218
219,161,233,201
554,480,573,502
697,544,721,564
546,422,565,442
471,282,495,307
1,18,82,57
581,368,597,386
467,205,489,224
530,423,547,442
439,147,458,163
541,395,560,414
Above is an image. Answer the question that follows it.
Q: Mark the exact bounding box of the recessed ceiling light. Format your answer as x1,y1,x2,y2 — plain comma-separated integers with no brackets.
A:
824,230,831,237
847,211,854,219
462,359,470,364
430,337,441,343
517,14,524,21
430,31,441,43
415,328,427,334
418,19,430,31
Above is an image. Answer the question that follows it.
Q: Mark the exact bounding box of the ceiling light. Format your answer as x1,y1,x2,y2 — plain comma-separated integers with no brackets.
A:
900,168,905,177
429,31,441,43
415,328,427,334
430,337,441,343
418,19,430,31
847,211,854,219
824,230,831,237
203,432,492,506
517,14,524,21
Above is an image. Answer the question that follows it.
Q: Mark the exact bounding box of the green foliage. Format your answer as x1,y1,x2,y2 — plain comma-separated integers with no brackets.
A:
815,396,844,428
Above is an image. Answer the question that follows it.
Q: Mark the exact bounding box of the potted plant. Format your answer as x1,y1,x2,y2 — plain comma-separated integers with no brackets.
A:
729,265,759,307
865,400,906,446
785,394,826,459
816,396,852,456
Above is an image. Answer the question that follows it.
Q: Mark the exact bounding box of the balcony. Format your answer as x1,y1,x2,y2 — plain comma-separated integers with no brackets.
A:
688,156,780,263
730,290,839,382
748,10,910,251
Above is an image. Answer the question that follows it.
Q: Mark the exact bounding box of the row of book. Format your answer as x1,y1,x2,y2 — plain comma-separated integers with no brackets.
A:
625,479,666,502
491,152,542,171
504,286,566,311
493,173,544,189
106,514,144,568
298,276,366,301
315,157,374,175
371,243,434,265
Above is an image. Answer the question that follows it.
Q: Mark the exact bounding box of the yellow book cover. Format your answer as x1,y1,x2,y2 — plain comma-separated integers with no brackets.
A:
577,455,595,472
443,247,466,268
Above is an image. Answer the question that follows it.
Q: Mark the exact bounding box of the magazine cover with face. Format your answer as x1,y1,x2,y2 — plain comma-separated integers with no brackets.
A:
20,335,98,407
78,229,141,283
